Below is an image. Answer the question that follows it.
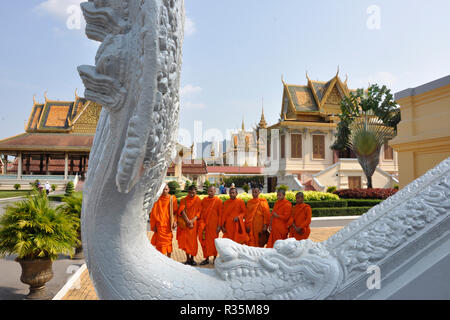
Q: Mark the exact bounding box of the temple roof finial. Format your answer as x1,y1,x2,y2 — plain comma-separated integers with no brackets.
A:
44,91,48,102
258,99,268,129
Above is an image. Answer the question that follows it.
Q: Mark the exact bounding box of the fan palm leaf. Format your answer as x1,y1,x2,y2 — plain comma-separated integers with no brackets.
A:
0,191,80,260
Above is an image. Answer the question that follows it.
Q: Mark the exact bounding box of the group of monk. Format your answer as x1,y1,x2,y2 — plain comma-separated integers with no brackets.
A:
149,183,312,266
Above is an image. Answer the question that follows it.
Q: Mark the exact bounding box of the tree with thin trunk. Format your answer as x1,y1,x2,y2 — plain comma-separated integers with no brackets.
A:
331,84,401,189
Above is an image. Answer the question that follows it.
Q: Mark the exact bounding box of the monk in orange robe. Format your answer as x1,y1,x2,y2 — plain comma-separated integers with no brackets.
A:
267,189,292,248
246,186,271,247
149,184,178,257
221,187,249,244
198,186,223,265
289,192,312,240
177,185,202,265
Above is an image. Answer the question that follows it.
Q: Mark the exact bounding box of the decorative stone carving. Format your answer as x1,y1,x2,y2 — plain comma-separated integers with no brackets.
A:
79,0,449,300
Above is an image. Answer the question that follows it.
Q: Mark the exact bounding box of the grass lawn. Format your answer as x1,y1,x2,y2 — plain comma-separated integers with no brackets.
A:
48,191,83,202
0,190,32,199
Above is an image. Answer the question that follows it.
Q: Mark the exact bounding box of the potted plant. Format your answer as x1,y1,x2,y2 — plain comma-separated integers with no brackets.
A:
59,195,83,259
65,181,75,197
0,191,79,299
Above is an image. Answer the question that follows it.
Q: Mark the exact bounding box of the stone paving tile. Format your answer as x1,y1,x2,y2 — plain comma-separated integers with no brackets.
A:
62,227,343,300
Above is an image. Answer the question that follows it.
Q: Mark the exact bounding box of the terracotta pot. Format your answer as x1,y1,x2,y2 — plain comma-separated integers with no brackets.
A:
15,258,54,300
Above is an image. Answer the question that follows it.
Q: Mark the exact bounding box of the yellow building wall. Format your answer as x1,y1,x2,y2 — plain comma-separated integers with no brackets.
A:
390,75,450,188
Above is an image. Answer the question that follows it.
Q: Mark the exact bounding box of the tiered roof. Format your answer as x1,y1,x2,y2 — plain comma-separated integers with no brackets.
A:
0,93,102,153
26,93,101,134
280,72,352,120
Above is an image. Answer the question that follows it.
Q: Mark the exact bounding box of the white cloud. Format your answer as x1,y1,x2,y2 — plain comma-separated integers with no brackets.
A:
185,17,196,36
180,84,203,98
183,102,206,110
35,0,83,20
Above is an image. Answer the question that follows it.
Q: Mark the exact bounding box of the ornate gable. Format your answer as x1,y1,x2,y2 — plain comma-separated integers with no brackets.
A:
72,102,102,133
25,94,102,134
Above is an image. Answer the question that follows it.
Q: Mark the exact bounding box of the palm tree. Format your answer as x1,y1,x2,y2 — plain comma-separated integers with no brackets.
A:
0,191,80,260
0,191,80,299
59,195,83,259
331,84,401,188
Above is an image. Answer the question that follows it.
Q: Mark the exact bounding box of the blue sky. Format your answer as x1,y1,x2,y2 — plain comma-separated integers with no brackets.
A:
0,0,449,143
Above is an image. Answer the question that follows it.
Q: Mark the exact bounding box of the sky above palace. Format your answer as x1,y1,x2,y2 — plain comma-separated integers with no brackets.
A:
0,0,449,146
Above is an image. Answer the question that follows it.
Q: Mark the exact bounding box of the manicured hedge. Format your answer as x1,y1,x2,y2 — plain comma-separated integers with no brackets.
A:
305,200,348,208
346,199,383,207
267,200,348,209
312,207,372,217
223,176,265,188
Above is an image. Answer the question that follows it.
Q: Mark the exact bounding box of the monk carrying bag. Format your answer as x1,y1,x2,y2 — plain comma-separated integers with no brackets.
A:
177,198,188,229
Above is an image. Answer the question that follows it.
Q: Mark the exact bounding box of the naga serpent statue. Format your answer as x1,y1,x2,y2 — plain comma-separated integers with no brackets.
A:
78,0,450,300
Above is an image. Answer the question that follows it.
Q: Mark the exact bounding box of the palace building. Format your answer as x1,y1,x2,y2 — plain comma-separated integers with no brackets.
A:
263,72,399,192
0,93,102,190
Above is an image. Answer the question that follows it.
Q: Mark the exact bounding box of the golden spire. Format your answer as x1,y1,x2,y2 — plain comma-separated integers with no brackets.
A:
306,70,311,82
258,100,268,129
241,116,245,132
336,65,340,77
44,91,48,102
33,95,37,105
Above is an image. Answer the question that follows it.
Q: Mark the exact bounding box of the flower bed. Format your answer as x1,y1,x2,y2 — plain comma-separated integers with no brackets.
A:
334,188,397,200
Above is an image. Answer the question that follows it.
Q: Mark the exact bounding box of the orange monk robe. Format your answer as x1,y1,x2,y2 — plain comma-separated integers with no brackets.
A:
246,198,271,247
198,196,223,257
288,203,312,240
149,194,178,254
221,198,248,243
176,195,202,256
266,199,292,248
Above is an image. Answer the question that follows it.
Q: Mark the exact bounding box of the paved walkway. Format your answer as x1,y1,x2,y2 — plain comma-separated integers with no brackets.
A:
62,227,343,300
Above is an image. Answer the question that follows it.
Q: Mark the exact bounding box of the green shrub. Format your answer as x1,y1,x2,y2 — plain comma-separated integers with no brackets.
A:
183,180,191,192
346,199,383,207
326,186,337,193
29,180,41,191
305,200,347,208
242,183,250,193
167,181,180,195
0,191,80,260
13,184,21,190
312,207,372,217
393,184,399,190
202,180,211,194
65,181,75,197
51,184,57,192
276,184,289,192
59,195,83,234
